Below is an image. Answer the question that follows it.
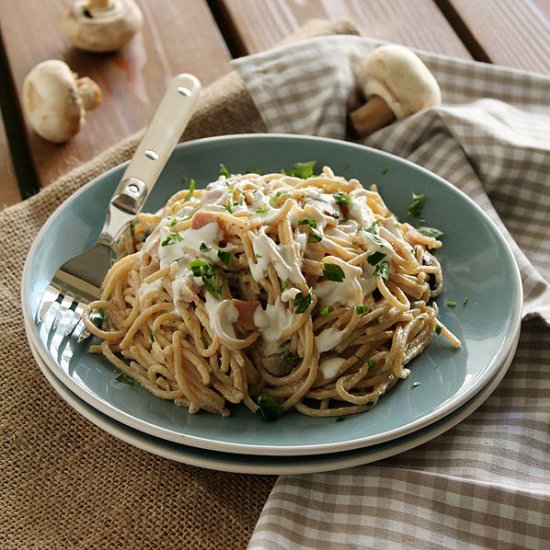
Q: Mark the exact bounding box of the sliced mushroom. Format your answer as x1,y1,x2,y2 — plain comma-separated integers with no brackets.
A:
349,44,441,138
63,0,143,53
22,60,102,143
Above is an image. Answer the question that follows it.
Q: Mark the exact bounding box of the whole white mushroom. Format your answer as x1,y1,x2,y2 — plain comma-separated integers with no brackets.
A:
22,60,102,143
349,44,441,138
63,0,143,53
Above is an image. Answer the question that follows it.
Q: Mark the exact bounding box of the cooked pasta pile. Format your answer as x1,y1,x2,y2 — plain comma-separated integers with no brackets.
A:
84,164,460,420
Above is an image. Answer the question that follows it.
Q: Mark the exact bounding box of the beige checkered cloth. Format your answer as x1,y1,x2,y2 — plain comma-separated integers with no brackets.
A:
234,37,550,549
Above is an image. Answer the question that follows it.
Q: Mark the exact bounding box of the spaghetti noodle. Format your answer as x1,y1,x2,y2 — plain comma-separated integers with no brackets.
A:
84,164,460,419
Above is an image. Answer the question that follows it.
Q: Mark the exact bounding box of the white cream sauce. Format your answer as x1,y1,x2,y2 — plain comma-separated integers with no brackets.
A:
253,299,294,343
316,327,345,353
319,356,346,379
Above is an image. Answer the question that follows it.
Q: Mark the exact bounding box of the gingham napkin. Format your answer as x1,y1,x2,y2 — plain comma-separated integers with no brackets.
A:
233,36,550,549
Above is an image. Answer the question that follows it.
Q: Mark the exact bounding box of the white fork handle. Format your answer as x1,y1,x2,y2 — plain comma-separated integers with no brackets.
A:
100,74,201,243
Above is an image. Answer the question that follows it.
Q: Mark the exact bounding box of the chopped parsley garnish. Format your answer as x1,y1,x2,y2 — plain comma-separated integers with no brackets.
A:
189,259,221,298
150,328,157,342
89,308,105,328
355,305,369,314
381,167,391,175
407,192,425,218
367,359,376,369
255,205,269,214
200,336,210,347
320,306,330,317
333,191,351,206
130,220,137,235
114,373,134,385
367,251,386,266
323,263,345,282
219,164,231,178
169,217,178,227
364,219,381,234
374,260,390,279
255,394,284,422
417,226,444,239
435,325,442,335
294,290,313,314
217,250,234,265
224,201,233,213
308,230,323,243
199,242,210,252
412,381,422,388
298,218,317,228
447,300,457,308
184,178,196,201
287,160,317,179
161,231,183,247
281,278,290,291
463,297,469,306
298,218,322,243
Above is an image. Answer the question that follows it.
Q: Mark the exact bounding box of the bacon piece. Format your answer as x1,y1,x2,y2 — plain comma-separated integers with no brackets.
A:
192,211,219,229
231,299,260,331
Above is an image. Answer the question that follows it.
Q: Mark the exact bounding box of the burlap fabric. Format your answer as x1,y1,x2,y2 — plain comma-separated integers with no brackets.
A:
0,19,359,549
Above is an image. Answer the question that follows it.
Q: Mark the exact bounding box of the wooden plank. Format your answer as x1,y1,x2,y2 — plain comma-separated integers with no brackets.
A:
0,111,20,209
437,0,550,73
0,0,232,188
216,0,472,58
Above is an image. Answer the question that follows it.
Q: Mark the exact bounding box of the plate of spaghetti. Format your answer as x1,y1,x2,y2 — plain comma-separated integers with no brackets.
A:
23,134,522,456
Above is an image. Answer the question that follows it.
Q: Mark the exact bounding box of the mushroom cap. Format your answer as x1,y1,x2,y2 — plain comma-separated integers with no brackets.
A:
22,60,85,143
358,44,441,120
63,0,143,53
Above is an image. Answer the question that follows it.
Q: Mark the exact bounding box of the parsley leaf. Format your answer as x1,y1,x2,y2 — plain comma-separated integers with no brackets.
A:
189,259,221,298
355,305,369,314
114,373,134,385
367,251,386,266
298,218,317,228
294,290,313,314
217,250,234,265
374,260,390,279
288,160,317,179
255,205,269,214
90,308,105,328
184,178,196,201
323,263,345,282
367,359,376,369
333,191,351,206
447,300,457,308
255,394,284,422
219,164,231,178
417,226,443,239
320,306,330,317
161,231,184,247
308,230,323,243
407,192,425,218
199,242,210,252
150,328,157,342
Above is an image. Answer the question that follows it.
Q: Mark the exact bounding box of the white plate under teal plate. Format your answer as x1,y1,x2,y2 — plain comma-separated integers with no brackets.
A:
22,134,522,457
28,330,517,475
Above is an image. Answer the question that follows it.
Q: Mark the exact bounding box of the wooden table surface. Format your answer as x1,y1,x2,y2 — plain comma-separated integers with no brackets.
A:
0,0,549,208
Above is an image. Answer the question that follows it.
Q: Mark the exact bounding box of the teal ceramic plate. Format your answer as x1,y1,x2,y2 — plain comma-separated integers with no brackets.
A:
28,327,518,474
22,134,522,456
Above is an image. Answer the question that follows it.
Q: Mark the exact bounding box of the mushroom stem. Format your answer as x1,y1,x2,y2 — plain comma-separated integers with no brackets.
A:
348,95,395,138
76,77,102,110
87,0,113,11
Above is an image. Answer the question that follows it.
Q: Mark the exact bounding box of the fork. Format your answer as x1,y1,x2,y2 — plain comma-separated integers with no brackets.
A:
36,73,201,340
